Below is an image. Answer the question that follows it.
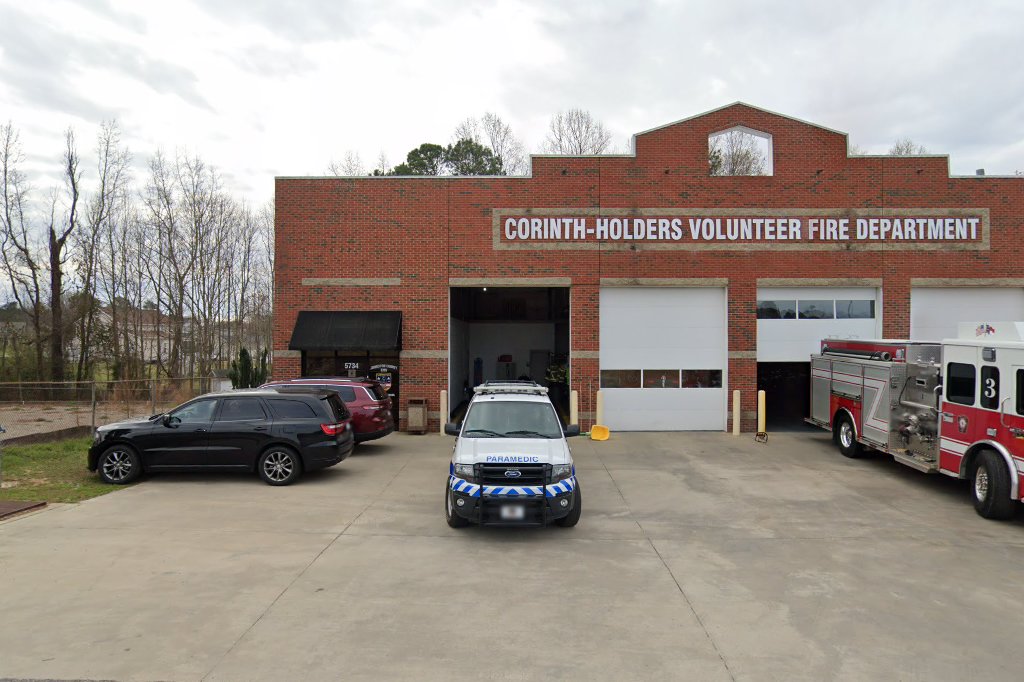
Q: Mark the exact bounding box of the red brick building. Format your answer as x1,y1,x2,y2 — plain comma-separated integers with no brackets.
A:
273,103,1024,432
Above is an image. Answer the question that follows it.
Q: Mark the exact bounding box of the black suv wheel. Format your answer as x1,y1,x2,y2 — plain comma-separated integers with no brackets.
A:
258,447,302,486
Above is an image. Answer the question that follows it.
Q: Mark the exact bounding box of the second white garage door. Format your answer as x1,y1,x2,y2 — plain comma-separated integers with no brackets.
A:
911,287,1024,341
599,287,726,431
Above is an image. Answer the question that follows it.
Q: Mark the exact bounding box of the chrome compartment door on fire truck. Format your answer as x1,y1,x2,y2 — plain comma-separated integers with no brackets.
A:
860,363,891,447
810,356,831,424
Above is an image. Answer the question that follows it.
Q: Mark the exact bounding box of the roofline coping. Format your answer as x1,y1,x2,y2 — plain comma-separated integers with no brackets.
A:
632,101,849,139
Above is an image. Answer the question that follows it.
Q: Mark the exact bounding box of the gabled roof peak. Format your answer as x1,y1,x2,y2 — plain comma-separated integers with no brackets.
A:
634,102,847,139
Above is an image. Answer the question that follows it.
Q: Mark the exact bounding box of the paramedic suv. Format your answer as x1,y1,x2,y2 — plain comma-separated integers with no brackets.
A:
444,381,581,528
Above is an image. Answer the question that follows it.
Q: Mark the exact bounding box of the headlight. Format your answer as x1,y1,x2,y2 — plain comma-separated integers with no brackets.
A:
93,429,103,444
453,463,476,482
551,464,573,482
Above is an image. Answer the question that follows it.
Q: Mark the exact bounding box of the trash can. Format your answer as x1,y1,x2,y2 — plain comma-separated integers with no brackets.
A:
407,398,428,434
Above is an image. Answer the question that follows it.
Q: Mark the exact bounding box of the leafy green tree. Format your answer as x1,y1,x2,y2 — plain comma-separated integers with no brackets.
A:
445,139,503,175
387,139,505,176
391,143,445,175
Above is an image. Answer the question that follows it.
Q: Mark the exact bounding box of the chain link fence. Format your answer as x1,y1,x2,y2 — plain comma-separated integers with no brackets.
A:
0,378,219,443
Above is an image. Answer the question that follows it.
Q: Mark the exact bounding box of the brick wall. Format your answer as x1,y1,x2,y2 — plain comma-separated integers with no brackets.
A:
274,104,1024,433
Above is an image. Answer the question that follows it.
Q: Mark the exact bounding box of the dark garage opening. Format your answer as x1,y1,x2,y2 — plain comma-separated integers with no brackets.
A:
757,362,814,431
449,287,570,421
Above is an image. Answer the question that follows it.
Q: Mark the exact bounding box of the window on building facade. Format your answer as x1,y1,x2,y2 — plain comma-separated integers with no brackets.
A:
758,298,875,320
835,300,875,319
757,300,797,319
600,370,642,388
709,126,773,176
642,370,681,388
798,300,835,319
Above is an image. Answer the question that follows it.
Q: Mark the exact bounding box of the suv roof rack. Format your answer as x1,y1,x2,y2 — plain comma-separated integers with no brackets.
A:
474,380,548,396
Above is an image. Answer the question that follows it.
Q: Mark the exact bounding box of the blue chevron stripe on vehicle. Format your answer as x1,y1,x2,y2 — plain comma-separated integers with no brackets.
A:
482,485,544,497
449,475,481,497
545,475,576,497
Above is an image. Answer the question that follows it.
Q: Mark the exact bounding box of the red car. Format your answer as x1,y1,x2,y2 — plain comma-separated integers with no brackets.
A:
260,378,395,443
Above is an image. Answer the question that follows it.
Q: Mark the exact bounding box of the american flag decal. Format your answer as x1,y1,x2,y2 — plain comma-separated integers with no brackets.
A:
975,323,996,337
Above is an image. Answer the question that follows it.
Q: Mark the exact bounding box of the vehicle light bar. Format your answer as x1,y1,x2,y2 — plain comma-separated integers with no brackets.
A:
473,383,549,395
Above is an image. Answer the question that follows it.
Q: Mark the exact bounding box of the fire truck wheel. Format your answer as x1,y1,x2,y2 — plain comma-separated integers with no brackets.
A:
834,415,863,459
972,450,1016,520
445,485,470,528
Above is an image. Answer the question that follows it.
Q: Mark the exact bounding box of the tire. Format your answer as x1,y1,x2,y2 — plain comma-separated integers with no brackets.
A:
97,444,142,485
445,484,470,528
834,415,863,459
972,450,1016,520
258,447,302,486
554,484,582,528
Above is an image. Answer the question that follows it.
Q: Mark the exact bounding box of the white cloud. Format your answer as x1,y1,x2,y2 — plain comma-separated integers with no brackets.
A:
1,0,1022,207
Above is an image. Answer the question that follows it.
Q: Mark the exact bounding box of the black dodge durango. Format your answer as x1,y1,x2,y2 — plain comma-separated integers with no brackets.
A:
88,388,354,486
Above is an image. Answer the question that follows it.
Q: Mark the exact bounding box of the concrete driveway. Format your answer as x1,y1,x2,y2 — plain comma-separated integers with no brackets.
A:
1,430,1022,681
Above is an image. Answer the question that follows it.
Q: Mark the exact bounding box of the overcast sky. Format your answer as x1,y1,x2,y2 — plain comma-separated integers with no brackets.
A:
2,0,1022,206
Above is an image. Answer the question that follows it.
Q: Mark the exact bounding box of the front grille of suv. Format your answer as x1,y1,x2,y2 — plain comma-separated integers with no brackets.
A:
478,463,548,487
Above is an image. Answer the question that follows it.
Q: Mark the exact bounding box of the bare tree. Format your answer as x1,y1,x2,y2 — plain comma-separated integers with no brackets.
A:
480,113,527,175
72,120,132,380
889,137,929,155
0,122,46,377
328,150,365,176
372,151,390,176
45,128,85,382
708,130,768,176
543,109,613,155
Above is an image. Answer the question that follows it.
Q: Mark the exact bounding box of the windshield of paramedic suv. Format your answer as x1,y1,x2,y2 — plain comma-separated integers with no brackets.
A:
461,401,563,438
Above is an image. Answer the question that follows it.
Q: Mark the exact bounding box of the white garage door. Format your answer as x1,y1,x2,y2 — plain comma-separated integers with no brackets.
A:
757,287,881,361
599,287,726,431
911,288,1024,341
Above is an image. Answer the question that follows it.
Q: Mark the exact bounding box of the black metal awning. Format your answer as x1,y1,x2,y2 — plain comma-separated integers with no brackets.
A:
288,311,402,352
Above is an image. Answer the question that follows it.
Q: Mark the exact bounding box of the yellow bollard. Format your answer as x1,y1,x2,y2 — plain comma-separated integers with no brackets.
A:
595,389,604,426
439,390,448,434
732,390,741,435
757,389,766,433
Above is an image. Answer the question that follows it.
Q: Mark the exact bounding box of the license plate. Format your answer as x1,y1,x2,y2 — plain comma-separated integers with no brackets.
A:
500,505,526,521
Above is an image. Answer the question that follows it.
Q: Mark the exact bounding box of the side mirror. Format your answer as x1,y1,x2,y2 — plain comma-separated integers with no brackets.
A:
564,424,581,437
162,414,178,427
444,422,460,436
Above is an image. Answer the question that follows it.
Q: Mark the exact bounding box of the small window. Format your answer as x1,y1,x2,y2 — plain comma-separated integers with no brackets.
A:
268,399,317,419
798,300,834,319
217,398,267,422
600,370,641,388
681,370,722,388
946,362,976,406
980,366,1000,410
835,300,875,319
642,370,680,388
757,300,796,319
304,351,336,377
368,384,389,401
709,127,772,176
171,399,217,423
1017,369,1024,415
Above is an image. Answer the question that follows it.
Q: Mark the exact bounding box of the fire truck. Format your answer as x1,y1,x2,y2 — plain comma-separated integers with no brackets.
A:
807,322,1024,520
